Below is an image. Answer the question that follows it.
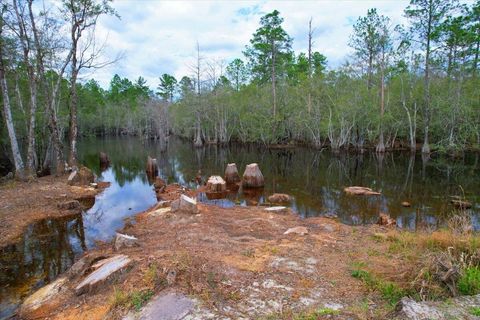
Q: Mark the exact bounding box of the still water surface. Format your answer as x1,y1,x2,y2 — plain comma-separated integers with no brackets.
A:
0,137,479,318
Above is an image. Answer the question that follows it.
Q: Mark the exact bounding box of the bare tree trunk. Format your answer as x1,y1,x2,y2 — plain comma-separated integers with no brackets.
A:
271,40,277,118
0,33,25,179
13,0,38,176
307,18,313,114
28,0,66,174
422,7,433,154
376,52,386,153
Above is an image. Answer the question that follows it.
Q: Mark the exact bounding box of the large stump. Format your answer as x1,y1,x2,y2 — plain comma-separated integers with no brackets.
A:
146,156,158,178
242,163,264,188
224,163,240,184
171,195,199,214
206,176,227,193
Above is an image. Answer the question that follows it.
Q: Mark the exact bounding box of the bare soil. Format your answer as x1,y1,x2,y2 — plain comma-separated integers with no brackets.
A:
0,175,107,246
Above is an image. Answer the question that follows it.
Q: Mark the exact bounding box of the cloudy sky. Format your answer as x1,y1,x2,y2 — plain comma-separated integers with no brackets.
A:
90,0,414,89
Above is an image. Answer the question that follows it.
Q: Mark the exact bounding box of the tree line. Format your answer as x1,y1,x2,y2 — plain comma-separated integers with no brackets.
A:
169,0,479,155
1,0,479,179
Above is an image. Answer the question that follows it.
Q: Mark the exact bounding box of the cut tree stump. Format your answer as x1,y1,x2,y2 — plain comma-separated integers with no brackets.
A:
206,176,227,193
344,186,381,196
146,156,158,177
242,163,264,188
268,193,291,204
224,163,240,184
99,152,110,169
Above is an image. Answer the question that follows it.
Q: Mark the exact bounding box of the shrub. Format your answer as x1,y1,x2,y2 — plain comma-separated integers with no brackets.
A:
458,267,480,295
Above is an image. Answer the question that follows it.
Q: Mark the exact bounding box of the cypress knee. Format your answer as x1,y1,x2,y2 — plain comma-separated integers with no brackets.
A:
224,163,240,184
242,163,264,188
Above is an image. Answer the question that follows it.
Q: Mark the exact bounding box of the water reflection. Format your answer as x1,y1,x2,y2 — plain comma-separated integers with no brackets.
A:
77,137,479,230
0,215,85,319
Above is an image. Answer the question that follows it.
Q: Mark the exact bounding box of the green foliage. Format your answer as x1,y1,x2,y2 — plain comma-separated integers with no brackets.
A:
458,267,480,295
157,73,177,102
470,307,480,316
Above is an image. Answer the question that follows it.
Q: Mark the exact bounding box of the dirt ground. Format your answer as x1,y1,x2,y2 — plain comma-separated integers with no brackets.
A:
2,177,412,319
0,175,107,246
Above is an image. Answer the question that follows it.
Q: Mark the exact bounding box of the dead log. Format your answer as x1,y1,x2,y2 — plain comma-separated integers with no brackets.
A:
344,186,381,196
451,199,472,209
224,163,240,184
242,163,264,188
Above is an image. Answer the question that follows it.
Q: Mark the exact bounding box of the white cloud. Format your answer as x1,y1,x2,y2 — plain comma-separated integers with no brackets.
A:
88,0,413,89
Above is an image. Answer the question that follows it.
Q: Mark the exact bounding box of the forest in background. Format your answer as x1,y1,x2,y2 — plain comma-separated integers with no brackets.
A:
1,0,480,179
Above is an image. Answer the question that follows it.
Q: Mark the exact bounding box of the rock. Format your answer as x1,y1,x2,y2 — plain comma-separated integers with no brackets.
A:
401,201,411,207
242,163,265,188
393,295,480,320
20,277,67,318
451,199,472,209
154,177,166,190
57,200,81,210
344,186,381,196
377,213,396,227
114,233,139,251
171,195,199,214
264,206,287,213
284,226,308,235
268,193,291,204
225,163,241,184
124,291,194,320
99,152,110,169
75,255,132,295
324,211,338,219
166,270,177,285
206,175,227,193
67,166,94,186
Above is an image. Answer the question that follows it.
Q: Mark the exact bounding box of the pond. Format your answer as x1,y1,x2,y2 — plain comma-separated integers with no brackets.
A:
0,136,479,318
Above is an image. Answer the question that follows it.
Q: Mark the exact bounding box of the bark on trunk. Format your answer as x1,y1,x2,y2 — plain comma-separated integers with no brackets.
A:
0,45,25,179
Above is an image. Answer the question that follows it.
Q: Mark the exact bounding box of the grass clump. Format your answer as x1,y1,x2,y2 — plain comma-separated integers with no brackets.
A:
458,267,480,295
350,264,406,306
470,307,480,316
110,288,154,311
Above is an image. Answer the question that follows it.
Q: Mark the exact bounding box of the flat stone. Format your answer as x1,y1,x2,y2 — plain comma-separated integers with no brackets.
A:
114,233,139,251
264,206,287,212
127,291,195,320
393,295,480,320
284,226,308,235
75,255,131,295
171,195,198,214
20,277,67,317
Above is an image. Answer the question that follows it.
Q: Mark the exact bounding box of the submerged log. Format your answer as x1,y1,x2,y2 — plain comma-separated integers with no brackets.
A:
224,163,240,184
451,199,472,209
206,176,227,193
146,156,158,178
242,163,264,188
344,186,381,196
99,152,110,169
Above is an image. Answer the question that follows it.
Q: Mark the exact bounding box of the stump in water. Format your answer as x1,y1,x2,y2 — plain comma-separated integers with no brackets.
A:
242,163,264,188
224,163,240,184
206,176,227,193
99,152,110,170
146,156,158,178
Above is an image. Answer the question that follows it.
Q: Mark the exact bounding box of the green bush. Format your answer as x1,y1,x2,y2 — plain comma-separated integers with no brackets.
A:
458,267,480,295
